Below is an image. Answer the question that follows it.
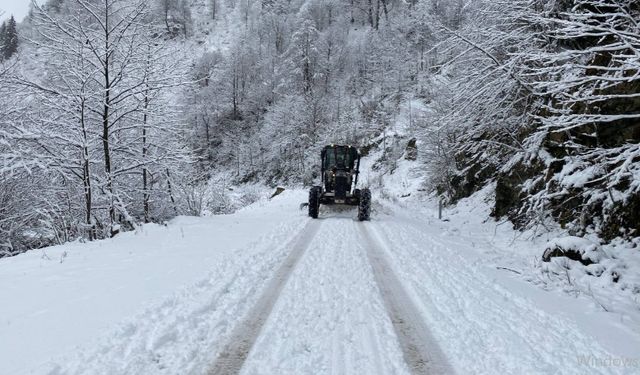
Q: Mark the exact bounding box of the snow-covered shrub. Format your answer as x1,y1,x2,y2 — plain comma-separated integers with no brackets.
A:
202,178,234,215
534,235,640,314
237,185,264,207
184,183,208,216
542,236,606,266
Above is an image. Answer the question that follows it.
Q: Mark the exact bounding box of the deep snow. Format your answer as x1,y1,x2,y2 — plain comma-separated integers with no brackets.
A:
0,192,308,374
1,186,640,375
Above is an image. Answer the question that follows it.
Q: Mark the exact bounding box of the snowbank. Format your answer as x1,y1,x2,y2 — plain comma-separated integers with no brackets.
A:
0,190,308,375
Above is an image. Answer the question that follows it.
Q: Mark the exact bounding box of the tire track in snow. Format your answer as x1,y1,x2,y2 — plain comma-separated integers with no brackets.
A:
372,216,621,375
359,223,453,375
239,215,409,375
207,219,323,375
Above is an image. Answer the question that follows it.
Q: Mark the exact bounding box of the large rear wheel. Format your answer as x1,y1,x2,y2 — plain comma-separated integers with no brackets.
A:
358,188,371,221
308,186,321,218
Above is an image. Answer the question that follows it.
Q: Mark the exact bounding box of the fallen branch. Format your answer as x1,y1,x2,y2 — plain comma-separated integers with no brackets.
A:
496,266,522,274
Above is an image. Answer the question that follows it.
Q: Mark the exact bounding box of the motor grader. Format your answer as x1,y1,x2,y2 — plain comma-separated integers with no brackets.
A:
308,145,371,221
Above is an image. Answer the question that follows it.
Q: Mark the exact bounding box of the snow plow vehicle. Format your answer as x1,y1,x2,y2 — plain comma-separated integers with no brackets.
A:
308,144,371,221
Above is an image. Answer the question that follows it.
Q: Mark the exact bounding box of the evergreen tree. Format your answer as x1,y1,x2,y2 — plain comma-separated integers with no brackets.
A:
0,21,6,60
1,16,18,60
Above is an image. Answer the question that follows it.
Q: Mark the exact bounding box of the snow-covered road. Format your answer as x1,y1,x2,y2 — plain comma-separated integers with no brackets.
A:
236,215,412,375
364,214,623,375
1,190,638,375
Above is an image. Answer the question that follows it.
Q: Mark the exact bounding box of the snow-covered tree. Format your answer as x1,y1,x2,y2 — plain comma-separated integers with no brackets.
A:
0,15,18,60
7,0,193,241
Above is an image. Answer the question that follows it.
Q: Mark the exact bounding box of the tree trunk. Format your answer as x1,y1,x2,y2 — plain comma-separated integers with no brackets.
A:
164,1,171,33
303,59,311,93
350,0,355,23
236,150,241,176
102,2,116,235
232,72,239,119
80,99,94,240
381,0,389,22
303,34,312,94
142,91,150,223
325,40,331,94
203,115,211,146
166,168,178,215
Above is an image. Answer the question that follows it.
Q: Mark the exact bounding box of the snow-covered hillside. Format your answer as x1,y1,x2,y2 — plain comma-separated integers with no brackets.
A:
2,187,639,375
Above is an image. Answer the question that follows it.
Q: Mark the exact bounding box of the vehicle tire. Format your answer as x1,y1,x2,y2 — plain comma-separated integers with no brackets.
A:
358,188,371,221
308,186,321,219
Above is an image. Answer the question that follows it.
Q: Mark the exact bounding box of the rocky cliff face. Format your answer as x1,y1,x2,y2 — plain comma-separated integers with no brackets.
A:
443,4,640,242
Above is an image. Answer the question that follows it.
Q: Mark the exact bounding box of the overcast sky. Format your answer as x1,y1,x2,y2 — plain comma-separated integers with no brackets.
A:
0,0,33,22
